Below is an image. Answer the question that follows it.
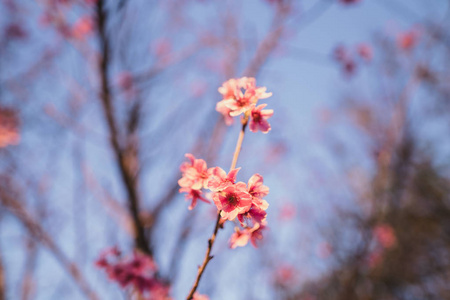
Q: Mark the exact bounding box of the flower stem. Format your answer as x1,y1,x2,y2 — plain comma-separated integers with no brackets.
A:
186,119,248,300
230,120,248,171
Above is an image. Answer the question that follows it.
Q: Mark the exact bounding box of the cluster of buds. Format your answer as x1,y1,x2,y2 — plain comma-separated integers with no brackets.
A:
216,77,273,133
95,247,170,299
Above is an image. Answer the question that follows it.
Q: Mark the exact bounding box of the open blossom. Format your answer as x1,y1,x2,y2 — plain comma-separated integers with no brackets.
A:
212,182,252,220
229,227,251,249
178,154,213,210
216,77,272,121
208,167,240,192
249,104,273,133
179,187,210,210
229,223,266,248
178,153,213,190
238,204,267,227
216,100,234,125
247,174,269,209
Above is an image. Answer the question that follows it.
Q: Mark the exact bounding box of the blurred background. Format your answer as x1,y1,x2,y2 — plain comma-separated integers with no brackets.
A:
1,0,450,299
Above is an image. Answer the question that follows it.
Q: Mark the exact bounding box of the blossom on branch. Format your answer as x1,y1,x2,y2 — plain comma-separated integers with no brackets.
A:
95,248,171,299
207,167,240,192
249,104,273,133
212,182,252,220
178,154,214,210
216,77,272,123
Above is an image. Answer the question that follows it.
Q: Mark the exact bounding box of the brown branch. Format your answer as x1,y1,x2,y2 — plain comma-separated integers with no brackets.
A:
96,0,150,255
186,120,249,300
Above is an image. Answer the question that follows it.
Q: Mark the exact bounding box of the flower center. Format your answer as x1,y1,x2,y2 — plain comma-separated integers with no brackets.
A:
226,193,238,206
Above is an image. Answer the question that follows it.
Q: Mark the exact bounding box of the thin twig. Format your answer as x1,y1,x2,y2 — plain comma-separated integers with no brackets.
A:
186,119,249,300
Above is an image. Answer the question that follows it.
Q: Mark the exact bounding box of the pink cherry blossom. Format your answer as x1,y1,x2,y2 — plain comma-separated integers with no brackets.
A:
216,100,234,125
229,228,250,249
217,77,272,118
248,173,269,206
207,167,240,192
249,223,266,248
249,104,273,133
237,204,267,227
192,292,209,300
212,182,252,220
218,78,239,100
178,153,213,190
179,187,210,210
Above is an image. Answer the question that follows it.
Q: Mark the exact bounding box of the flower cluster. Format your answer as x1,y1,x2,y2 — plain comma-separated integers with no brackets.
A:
216,77,273,133
178,153,213,210
95,247,171,299
178,156,270,248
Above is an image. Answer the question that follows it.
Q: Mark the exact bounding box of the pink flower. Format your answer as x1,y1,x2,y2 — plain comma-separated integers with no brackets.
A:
212,182,252,220
207,167,240,192
179,187,210,210
192,293,209,300
249,104,273,133
218,78,240,100
216,100,234,125
178,154,213,190
229,228,250,249
247,174,269,207
249,223,266,247
237,204,267,227
217,77,272,119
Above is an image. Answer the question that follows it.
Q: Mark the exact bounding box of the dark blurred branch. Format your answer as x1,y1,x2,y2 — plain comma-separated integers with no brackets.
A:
96,0,150,255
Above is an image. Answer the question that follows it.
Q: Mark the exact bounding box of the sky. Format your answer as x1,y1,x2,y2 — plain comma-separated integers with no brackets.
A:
2,0,449,299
